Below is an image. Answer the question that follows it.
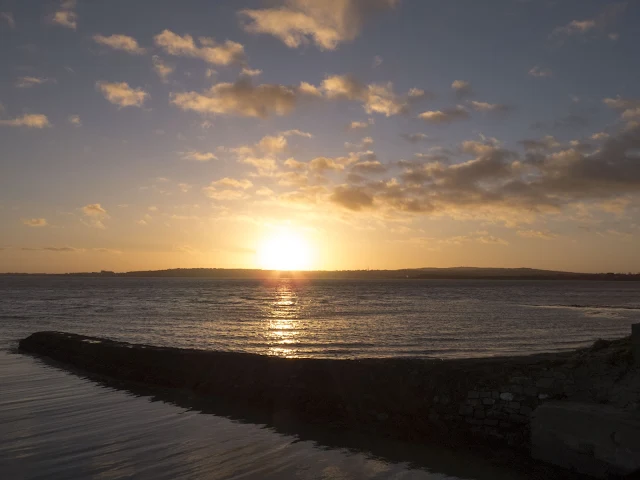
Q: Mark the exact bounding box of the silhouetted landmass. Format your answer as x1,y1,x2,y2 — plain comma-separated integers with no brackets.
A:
2,267,640,280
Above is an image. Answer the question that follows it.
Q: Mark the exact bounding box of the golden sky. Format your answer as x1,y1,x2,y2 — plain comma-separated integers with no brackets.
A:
1,0,639,273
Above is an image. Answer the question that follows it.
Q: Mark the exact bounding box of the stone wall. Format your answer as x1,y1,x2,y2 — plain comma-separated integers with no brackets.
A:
19,331,640,452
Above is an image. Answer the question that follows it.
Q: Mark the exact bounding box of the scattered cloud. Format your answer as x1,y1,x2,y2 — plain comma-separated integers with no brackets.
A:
178,183,192,193
180,150,218,161
82,203,108,229
517,230,558,240
281,129,313,138
330,185,374,211
171,78,301,118
470,101,511,113
529,66,553,78
400,133,429,143
418,106,469,124
212,177,253,189
603,96,640,121
154,30,246,66
0,114,51,128
241,67,262,77
15,76,55,88
93,34,146,54
68,114,81,126
591,132,610,141
518,135,560,151
451,80,472,98
321,74,412,116
1,12,15,29
373,55,383,68
22,218,48,227
96,81,148,108
50,0,77,30
351,160,386,175
551,3,626,39
239,0,399,50
349,119,372,130
152,56,174,82
82,203,107,216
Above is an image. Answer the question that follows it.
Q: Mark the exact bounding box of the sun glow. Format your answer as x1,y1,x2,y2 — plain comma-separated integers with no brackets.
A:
258,229,313,271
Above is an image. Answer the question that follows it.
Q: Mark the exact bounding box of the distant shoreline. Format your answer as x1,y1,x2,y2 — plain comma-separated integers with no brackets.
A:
2,267,640,281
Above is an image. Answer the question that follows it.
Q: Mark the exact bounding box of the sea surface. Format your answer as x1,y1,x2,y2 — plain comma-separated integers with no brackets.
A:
2,276,639,479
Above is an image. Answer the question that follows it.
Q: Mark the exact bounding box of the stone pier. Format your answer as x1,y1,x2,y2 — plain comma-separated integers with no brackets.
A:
633,323,640,365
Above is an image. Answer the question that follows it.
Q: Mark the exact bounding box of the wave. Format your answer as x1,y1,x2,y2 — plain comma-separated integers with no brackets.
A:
526,303,640,311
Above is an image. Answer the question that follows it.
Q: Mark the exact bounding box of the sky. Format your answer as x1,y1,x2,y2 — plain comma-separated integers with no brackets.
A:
1,0,640,273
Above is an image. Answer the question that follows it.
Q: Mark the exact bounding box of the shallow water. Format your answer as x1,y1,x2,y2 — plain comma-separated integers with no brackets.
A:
2,277,637,479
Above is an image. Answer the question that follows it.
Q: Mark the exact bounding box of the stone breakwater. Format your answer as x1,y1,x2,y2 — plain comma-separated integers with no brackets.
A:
19,331,640,453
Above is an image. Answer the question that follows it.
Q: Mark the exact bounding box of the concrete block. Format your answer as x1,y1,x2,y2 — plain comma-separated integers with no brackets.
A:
531,402,640,478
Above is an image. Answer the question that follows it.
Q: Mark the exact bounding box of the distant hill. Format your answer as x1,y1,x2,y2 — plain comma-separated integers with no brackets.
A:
3,267,639,280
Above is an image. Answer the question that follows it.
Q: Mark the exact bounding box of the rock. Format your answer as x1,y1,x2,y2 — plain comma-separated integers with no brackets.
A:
500,392,514,401
532,402,640,478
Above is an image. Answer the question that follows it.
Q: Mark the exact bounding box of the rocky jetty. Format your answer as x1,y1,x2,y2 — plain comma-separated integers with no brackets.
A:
19,330,640,478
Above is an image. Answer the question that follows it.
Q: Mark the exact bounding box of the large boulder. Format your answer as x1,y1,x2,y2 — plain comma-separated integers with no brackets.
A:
531,402,640,478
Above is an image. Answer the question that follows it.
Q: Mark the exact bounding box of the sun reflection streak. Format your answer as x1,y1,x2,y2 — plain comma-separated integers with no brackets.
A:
265,281,302,357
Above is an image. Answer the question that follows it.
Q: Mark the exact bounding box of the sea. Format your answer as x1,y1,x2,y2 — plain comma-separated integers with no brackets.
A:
1,276,639,479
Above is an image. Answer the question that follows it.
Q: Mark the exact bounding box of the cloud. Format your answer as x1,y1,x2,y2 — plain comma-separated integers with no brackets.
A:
241,67,262,77
330,185,374,210
518,135,560,151
239,0,399,50
96,81,148,108
178,183,192,193
22,218,48,227
516,230,557,240
553,19,596,37
591,132,610,141
82,203,108,229
15,76,55,88
321,74,411,116
345,136,373,150
373,55,383,68
228,134,289,175
529,66,553,78
330,123,640,223
152,56,174,82
93,34,145,55
470,101,511,113
43,247,78,252
50,0,77,30
309,156,345,173
171,78,303,118
93,248,123,254
551,3,626,39
603,96,640,121
418,106,469,124
281,129,313,138
82,203,107,216
68,114,81,126
203,187,248,201
212,177,253,189
349,120,371,130
451,80,472,97
0,114,51,128
180,150,217,161
400,133,429,143
154,30,245,66
351,160,387,175
1,12,15,28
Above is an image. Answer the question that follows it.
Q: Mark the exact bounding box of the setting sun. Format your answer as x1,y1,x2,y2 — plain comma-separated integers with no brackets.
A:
258,229,313,271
